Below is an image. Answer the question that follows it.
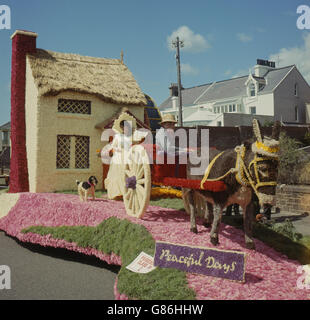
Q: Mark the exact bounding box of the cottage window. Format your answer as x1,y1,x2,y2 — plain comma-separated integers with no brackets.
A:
56,135,90,169
75,136,90,169
294,83,298,96
58,99,91,115
56,135,71,169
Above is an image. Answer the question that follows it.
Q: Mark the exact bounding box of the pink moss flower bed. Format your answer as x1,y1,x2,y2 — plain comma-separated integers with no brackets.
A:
0,192,309,300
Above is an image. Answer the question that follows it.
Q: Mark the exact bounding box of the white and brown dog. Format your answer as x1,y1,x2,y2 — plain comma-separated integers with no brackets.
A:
76,176,98,202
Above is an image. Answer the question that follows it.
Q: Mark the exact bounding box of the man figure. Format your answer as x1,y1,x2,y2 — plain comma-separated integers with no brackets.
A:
155,114,178,154
155,114,189,156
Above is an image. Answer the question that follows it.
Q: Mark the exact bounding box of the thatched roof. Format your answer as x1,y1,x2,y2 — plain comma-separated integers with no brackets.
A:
95,107,150,130
27,49,147,106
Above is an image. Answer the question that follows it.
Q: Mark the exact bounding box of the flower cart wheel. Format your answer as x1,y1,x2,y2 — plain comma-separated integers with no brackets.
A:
123,145,151,218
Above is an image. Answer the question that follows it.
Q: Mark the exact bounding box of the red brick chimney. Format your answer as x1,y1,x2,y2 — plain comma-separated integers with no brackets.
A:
9,30,38,193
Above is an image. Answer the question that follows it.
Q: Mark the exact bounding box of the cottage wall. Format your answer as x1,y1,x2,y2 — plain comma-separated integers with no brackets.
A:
32,90,144,192
25,58,39,192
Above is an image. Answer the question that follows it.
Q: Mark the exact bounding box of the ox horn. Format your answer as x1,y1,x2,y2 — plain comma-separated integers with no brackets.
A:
252,119,263,143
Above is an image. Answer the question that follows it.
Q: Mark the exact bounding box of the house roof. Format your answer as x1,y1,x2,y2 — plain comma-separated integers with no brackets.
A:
183,108,217,123
0,121,11,131
160,83,212,110
95,107,150,131
160,65,295,109
27,49,148,106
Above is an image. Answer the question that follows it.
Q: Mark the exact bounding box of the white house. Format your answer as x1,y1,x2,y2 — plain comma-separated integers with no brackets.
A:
0,121,10,151
160,59,310,126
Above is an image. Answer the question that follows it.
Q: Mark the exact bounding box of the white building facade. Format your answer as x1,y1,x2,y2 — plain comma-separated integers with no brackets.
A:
160,59,310,126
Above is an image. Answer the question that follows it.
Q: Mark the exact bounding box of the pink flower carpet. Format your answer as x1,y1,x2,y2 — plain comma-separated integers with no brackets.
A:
0,192,309,300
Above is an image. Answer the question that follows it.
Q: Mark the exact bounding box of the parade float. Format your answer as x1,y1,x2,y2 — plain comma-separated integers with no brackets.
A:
1,29,310,300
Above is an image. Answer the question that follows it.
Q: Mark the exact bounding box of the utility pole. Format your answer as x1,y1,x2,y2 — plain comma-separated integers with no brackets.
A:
172,37,184,126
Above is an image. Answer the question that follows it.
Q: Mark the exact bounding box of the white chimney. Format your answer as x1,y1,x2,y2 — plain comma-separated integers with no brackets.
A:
171,96,178,110
254,59,275,77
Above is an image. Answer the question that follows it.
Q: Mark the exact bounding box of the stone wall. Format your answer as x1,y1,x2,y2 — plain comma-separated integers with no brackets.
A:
276,185,310,214
178,125,309,151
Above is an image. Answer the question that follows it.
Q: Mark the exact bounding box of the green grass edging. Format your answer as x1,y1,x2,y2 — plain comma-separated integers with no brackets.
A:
21,217,196,300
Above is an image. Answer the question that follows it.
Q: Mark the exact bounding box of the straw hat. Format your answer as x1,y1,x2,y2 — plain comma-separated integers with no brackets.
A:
112,112,137,134
160,114,177,125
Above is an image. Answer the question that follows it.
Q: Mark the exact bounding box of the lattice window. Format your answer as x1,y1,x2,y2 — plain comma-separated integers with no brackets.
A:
58,99,91,114
75,136,90,169
56,135,71,169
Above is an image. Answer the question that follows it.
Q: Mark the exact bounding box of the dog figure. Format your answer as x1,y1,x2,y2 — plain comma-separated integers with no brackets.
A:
76,176,98,202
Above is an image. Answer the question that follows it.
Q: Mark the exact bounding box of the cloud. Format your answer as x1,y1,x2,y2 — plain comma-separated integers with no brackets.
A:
269,33,310,82
181,63,199,76
167,26,210,53
236,33,253,43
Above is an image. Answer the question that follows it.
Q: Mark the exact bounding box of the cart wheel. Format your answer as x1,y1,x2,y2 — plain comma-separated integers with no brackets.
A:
123,145,151,218
182,188,206,217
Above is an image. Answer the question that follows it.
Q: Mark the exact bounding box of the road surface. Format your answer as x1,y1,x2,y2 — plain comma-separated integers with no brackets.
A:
0,231,119,300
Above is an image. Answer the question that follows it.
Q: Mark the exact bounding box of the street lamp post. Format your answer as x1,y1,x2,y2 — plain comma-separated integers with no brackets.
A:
172,37,184,127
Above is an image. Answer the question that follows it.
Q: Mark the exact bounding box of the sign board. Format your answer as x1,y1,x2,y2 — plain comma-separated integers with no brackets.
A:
154,241,246,282
126,251,156,274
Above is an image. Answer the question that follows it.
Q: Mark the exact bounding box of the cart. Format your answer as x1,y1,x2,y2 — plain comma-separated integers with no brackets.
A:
119,143,227,219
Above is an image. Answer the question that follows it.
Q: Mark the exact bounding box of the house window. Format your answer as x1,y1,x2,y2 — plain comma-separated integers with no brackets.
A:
220,106,224,113
56,135,71,169
2,131,9,145
75,136,90,169
295,106,299,121
232,104,236,112
229,105,232,112
250,83,256,96
56,135,90,169
58,99,91,115
217,121,222,127
250,106,256,115
294,83,298,96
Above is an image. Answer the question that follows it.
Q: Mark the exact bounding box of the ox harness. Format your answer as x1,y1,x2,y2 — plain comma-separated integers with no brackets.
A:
200,142,279,201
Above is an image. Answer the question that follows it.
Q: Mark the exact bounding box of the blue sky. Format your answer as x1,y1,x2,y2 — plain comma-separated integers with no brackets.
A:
0,0,309,123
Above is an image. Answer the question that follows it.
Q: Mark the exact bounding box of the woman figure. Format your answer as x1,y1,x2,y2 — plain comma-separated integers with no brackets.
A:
102,112,147,199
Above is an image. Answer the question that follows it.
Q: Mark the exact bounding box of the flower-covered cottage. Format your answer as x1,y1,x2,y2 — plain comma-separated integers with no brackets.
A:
9,30,150,193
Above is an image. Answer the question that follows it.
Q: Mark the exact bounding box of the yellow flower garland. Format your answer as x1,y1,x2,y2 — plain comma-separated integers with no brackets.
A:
151,187,183,199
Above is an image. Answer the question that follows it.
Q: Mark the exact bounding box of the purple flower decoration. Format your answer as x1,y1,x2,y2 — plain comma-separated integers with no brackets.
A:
126,176,137,189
